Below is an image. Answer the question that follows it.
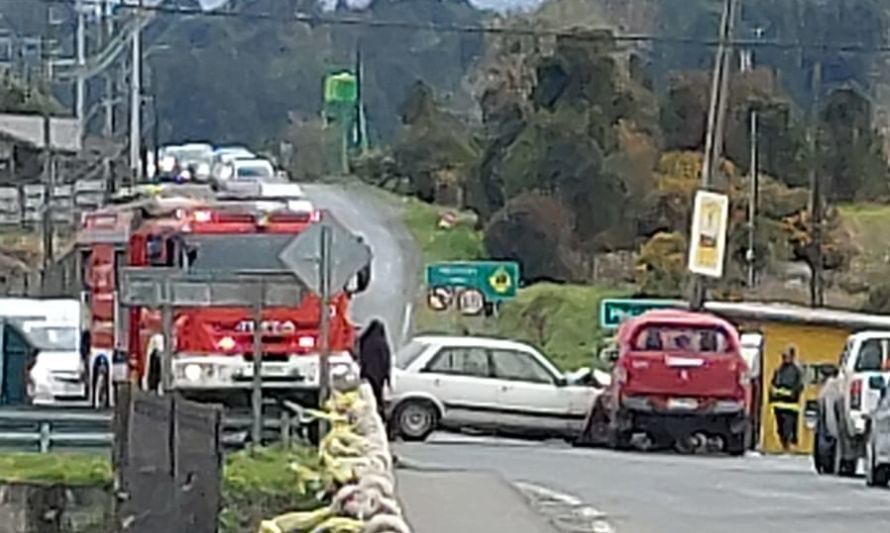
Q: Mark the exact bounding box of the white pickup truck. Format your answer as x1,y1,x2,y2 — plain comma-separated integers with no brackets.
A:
814,331,890,476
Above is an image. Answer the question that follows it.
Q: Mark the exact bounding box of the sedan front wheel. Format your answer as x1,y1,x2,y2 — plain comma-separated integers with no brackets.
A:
394,400,438,442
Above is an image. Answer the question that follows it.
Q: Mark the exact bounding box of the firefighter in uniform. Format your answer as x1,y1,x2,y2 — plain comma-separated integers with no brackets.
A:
770,345,804,452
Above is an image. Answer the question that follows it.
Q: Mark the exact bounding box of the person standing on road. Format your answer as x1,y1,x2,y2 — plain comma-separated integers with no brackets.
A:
358,319,392,423
770,345,804,452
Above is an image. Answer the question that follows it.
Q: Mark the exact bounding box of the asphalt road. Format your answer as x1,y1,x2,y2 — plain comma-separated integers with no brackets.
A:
395,434,890,533
304,183,420,349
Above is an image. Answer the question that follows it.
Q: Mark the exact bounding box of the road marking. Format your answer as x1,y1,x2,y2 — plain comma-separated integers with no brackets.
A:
514,481,615,533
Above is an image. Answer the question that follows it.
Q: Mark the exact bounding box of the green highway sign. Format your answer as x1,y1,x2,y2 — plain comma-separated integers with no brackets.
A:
599,299,683,329
426,261,520,302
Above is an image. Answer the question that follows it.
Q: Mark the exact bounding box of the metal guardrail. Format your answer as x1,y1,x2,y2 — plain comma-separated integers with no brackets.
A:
0,404,309,453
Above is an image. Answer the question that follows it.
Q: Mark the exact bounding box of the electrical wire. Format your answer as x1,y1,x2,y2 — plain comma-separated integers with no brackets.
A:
7,0,890,54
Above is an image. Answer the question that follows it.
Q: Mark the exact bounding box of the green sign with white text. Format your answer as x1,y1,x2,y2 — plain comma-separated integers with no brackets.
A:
599,299,682,329
426,261,520,302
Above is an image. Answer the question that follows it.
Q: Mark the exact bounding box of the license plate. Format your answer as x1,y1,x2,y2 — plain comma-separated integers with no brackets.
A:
667,398,699,410
242,366,291,378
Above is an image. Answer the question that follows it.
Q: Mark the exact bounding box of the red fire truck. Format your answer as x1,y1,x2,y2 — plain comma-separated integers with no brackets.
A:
76,191,369,408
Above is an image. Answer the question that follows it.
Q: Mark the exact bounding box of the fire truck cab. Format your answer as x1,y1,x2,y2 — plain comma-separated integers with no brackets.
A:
77,192,370,408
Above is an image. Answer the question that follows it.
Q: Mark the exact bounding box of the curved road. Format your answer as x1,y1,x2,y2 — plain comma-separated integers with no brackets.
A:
396,435,890,533
304,183,420,349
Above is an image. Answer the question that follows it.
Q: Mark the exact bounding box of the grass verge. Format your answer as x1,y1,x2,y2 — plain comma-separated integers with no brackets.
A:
396,195,484,264
416,282,632,370
0,452,112,486
0,446,320,533
388,190,633,370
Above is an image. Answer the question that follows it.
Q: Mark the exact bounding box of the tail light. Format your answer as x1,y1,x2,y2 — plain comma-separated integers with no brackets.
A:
851,379,863,410
310,210,322,222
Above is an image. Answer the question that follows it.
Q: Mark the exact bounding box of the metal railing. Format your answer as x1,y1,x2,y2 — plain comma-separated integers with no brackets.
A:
0,403,310,454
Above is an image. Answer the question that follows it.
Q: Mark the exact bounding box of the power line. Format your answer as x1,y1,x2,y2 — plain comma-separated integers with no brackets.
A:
10,0,890,55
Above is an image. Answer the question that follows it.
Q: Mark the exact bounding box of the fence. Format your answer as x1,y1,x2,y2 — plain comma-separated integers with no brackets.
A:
114,386,222,533
0,178,106,228
0,400,310,454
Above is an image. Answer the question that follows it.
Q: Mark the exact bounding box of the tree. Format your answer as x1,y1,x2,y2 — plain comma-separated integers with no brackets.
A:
483,193,579,283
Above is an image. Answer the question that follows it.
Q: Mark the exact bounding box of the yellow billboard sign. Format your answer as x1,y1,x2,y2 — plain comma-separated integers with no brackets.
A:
688,190,729,278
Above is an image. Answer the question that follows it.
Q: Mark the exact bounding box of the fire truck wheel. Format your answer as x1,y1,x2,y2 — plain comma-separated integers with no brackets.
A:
92,363,110,409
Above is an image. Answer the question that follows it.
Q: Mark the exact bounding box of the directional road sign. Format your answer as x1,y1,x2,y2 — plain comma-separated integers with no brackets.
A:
426,261,520,302
277,210,372,296
598,298,683,330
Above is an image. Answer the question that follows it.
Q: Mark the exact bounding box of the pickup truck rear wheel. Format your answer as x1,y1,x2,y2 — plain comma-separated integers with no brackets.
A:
813,413,836,475
865,434,889,487
834,431,858,477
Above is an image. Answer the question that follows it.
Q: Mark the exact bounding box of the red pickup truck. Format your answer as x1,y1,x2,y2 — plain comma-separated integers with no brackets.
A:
578,309,752,455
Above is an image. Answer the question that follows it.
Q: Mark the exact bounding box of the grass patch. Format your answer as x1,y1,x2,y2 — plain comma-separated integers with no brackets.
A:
398,195,484,264
416,282,632,371
0,446,320,532
0,452,112,486
839,203,890,274
219,446,320,533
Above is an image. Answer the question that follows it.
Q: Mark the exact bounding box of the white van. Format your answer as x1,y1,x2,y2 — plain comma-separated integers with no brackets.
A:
0,299,84,405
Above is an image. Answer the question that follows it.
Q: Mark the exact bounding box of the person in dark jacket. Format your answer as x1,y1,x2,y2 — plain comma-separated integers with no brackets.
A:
358,319,391,422
770,345,804,452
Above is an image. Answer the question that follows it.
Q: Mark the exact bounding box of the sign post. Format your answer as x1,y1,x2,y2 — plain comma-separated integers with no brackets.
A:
277,209,372,437
251,280,264,449
317,225,332,421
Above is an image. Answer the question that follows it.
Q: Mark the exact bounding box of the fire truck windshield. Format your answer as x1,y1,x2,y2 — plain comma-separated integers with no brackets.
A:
184,234,293,272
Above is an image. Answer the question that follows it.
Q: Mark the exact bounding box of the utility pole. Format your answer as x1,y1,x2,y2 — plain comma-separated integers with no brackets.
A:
75,0,86,129
743,27,764,289
809,61,824,307
40,28,54,293
690,0,737,309
129,11,142,183
747,110,758,288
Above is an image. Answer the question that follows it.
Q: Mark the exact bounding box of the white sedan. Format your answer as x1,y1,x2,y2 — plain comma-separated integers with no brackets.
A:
386,335,603,441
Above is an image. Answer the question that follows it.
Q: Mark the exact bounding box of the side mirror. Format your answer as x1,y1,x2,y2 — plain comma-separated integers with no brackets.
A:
555,376,568,387
869,375,887,392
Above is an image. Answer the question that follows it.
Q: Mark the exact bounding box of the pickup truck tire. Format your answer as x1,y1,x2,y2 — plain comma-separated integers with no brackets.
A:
865,433,890,487
813,413,836,475
726,430,747,456
834,430,858,477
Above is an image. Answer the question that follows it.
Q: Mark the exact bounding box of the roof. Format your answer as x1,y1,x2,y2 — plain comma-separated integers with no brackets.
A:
704,301,890,331
412,334,538,352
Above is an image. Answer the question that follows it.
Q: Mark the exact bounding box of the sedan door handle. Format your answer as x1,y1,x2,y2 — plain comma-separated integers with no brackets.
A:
433,378,441,386
501,385,511,392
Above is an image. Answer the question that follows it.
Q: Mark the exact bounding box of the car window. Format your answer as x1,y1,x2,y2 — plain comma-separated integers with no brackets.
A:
490,349,554,384
855,338,886,372
395,340,429,370
426,347,490,377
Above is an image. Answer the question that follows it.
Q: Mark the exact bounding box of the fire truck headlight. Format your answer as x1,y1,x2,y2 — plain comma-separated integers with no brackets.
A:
184,364,203,382
217,336,236,351
298,336,315,349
